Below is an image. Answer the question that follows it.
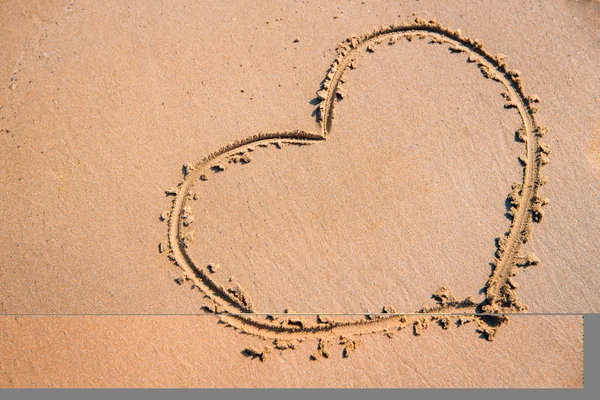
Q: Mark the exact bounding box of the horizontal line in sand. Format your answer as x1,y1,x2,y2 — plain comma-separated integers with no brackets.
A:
0,313,586,316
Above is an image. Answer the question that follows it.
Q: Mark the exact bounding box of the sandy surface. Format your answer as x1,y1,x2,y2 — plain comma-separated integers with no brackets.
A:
0,0,597,388
0,315,583,388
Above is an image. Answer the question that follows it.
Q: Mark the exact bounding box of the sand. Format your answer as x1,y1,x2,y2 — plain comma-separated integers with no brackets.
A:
0,0,596,388
0,315,583,388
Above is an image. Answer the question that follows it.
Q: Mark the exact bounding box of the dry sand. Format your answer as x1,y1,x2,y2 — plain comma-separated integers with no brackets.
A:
0,315,583,388
0,0,597,388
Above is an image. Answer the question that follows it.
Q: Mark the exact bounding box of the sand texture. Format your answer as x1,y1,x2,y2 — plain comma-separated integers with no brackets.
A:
0,315,583,388
0,0,597,388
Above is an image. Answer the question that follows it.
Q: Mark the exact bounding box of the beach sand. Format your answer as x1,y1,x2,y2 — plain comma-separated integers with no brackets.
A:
0,315,583,388
0,0,596,387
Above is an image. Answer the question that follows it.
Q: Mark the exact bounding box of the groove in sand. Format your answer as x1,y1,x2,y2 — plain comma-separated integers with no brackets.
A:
162,18,550,358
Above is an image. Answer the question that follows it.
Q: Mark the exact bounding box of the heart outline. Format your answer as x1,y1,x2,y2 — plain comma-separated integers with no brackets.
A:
161,18,550,354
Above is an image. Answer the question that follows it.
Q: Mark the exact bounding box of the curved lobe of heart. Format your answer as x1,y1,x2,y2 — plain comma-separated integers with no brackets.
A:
160,18,551,358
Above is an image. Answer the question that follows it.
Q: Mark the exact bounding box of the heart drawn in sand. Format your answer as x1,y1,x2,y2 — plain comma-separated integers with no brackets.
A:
160,18,551,360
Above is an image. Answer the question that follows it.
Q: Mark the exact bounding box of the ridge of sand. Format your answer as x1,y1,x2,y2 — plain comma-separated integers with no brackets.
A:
160,18,551,358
